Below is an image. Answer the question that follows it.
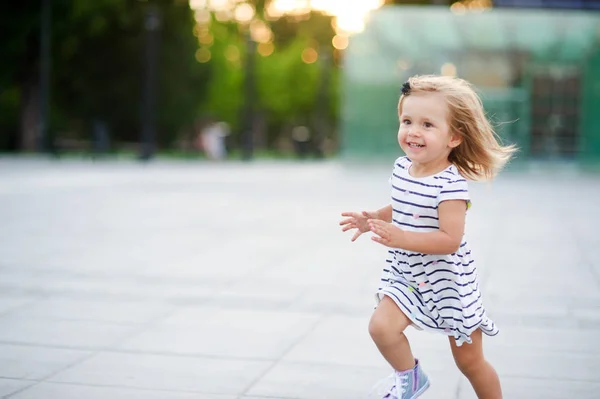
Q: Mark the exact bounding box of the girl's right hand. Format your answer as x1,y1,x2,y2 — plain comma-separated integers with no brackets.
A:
339,210,380,241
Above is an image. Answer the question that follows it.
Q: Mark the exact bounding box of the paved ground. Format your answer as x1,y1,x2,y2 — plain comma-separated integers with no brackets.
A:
0,157,599,399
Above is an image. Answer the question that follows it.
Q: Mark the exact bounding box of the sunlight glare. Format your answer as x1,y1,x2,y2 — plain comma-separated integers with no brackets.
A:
274,0,304,13
303,0,383,33
190,0,207,9
331,34,348,50
250,19,273,43
258,42,275,56
301,47,318,63
189,0,384,33
208,0,229,9
234,3,255,23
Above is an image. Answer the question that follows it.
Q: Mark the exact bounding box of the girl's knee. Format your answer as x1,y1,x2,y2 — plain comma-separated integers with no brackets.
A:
368,313,388,342
369,296,412,344
368,312,405,344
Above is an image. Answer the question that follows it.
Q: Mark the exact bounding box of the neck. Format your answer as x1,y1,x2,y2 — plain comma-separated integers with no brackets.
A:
409,157,452,178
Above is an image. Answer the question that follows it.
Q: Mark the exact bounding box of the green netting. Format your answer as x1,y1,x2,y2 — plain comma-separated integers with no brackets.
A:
341,6,600,162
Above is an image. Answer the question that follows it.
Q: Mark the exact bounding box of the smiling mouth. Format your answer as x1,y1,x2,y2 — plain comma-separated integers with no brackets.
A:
408,142,425,148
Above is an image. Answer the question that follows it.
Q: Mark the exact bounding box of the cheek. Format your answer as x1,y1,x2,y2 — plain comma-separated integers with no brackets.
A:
397,127,406,142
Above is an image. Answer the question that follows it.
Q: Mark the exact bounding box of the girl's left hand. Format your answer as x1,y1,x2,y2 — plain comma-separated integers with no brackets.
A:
368,219,403,247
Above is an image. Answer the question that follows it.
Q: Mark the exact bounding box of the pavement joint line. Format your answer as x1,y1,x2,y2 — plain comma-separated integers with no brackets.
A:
238,313,328,397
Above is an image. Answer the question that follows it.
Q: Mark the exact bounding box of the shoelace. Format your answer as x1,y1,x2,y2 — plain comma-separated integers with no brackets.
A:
369,373,409,399
368,374,396,399
384,374,409,398
396,374,409,394
382,382,396,399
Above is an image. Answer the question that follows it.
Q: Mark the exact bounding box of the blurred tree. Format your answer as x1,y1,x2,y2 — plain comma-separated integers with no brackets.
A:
201,8,338,155
240,0,270,159
0,0,211,152
199,19,245,129
0,1,44,151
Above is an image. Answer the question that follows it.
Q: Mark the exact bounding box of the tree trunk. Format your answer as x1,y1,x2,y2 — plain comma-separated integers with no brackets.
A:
313,47,332,158
20,80,40,152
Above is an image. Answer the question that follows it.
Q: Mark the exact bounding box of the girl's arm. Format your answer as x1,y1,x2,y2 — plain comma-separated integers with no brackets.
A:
375,204,393,223
369,200,467,255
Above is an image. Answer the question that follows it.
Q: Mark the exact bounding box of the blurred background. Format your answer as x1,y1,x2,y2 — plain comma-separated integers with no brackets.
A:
2,0,600,164
2,2,600,399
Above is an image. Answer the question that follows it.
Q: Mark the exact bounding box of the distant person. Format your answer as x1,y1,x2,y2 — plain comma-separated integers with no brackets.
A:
201,120,228,161
340,75,516,399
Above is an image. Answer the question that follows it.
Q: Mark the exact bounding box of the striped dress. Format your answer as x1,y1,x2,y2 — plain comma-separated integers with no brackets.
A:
376,156,498,346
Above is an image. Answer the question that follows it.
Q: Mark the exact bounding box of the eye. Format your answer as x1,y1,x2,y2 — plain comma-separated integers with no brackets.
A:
424,122,433,128
402,119,411,125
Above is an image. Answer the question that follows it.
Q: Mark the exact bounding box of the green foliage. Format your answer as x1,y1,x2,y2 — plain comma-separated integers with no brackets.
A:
0,2,41,149
155,1,211,144
256,38,320,123
1,0,341,154
0,0,211,150
51,0,210,146
200,8,339,151
199,20,244,129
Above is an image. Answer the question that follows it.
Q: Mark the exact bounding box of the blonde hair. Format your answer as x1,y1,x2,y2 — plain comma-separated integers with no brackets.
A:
398,75,517,181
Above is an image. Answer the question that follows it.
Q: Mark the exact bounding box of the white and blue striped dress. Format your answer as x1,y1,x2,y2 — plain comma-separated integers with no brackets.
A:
376,156,498,346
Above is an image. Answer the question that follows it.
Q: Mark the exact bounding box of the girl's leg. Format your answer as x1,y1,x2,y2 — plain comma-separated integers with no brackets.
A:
449,329,502,399
368,295,415,371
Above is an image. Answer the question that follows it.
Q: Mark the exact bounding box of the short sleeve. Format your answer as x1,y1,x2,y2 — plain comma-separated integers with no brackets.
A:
389,156,408,185
436,177,472,210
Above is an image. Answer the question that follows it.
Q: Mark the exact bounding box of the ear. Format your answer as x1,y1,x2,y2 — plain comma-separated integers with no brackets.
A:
448,131,463,149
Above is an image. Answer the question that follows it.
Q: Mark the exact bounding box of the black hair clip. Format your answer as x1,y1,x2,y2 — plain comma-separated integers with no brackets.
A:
401,82,411,96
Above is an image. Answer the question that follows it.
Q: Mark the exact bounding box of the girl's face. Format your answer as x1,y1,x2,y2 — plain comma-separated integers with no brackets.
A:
397,92,462,167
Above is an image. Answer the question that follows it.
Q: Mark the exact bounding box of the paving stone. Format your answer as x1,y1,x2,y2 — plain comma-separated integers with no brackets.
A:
1,159,599,399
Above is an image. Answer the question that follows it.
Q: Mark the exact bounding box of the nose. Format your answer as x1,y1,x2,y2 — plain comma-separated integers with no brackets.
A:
407,127,421,137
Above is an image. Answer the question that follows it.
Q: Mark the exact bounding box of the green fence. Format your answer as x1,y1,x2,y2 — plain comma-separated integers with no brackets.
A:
340,6,600,164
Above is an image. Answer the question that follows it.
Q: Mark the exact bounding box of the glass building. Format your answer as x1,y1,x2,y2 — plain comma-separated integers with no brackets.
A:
341,6,600,164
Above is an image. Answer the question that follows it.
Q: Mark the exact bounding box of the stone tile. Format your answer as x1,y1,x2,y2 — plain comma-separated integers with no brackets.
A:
0,274,219,303
1,160,600,399
246,362,390,399
259,259,367,289
210,278,308,311
9,382,237,399
283,316,386,368
0,378,35,397
0,344,91,380
119,307,320,359
288,287,375,317
416,374,460,399
499,378,600,399
247,361,459,399
13,297,174,325
0,295,39,316
485,326,600,355
490,312,577,330
572,306,600,324
48,352,271,395
0,314,137,349
485,297,570,319
281,315,456,371
488,349,600,382
458,376,600,399
486,276,600,301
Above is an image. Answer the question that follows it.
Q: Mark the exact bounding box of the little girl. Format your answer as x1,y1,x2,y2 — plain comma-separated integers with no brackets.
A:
340,75,515,399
